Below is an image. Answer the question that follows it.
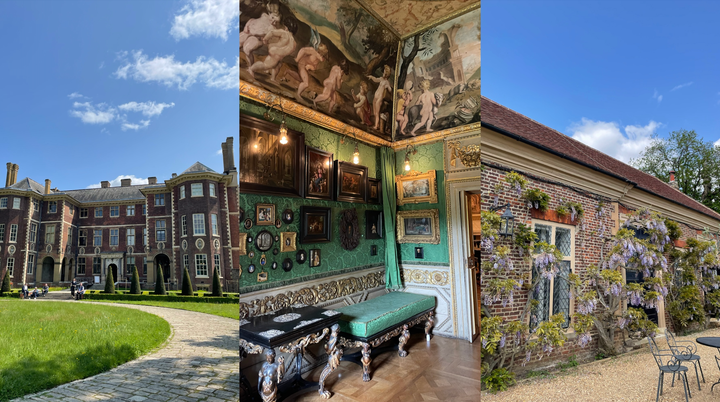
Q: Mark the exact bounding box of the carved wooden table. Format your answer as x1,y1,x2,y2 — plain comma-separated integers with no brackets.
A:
240,305,343,402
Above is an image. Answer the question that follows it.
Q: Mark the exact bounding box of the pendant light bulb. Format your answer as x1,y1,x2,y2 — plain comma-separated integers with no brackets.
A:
353,143,360,164
279,118,288,145
404,154,411,171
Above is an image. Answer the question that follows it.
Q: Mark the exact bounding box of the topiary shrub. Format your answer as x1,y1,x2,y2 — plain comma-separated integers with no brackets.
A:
1,269,10,295
154,266,166,295
212,267,223,297
181,268,193,296
104,271,115,294
130,266,141,295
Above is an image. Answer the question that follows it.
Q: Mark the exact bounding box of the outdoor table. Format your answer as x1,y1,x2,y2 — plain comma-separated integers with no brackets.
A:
240,305,342,402
696,337,720,392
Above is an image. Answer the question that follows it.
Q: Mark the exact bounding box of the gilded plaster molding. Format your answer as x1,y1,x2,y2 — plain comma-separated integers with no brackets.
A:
401,268,449,286
391,122,482,150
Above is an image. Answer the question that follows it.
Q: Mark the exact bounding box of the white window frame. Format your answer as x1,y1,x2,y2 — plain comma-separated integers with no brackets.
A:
127,257,135,274
80,208,88,218
209,183,216,197
29,223,37,243
127,205,135,216
180,186,186,199
155,194,165,206
78,257,86,275
143,228,147,246
93,229,102,246
156,220,166,242
142,204,147,215
9,224,18,242
214,254,222,277
183,254,189,270
7,258,14,277
195,254,208,277
0,224,5,242
79,229,87,246
181,215,187,237
110,229,119,246
0,197,7,209
110,206,119,217
193,213,206,236
67,227,72,246
530,220,576,330
191,183,203,197
45,225,56,245
12,198,21,209
92,257,101,274
95,207,103,218
33,199,39,212
48,201,57,213
211,214,219,236
27,254,35,275
127,228,135,246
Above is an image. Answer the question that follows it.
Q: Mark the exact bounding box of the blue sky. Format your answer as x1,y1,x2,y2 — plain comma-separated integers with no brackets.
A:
0,0,239,190
483,0,720,163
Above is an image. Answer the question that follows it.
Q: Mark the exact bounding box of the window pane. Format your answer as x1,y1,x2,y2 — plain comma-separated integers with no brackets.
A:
193,214,205,235
530,263,551,331
95,207,102,217
13,198,21,209
555,228,572,256
534,224,552,252
0,198,7,208
553,261,572,328
110,206,119,217
209,183,215,197
191,183,203,197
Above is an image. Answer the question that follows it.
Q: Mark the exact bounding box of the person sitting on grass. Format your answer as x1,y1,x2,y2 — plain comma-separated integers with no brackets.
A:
42,284,48,297
76,283,85,300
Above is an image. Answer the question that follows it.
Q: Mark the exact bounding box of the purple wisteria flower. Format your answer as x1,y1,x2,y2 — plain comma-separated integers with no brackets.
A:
499,334,506,348
627,289,643,306
578,332,592,348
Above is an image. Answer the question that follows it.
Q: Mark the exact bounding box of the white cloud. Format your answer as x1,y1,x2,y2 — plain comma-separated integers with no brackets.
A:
99,61,105,69
568,118,661,163
652,89,662,103
70,102,117,124
86,175,149,189
170,0,239,41
68,92,86,99
215,149,222,155
671,82,693,91
121,120,151,131
714,138,720,147
114,51,238,90
119,101,175,117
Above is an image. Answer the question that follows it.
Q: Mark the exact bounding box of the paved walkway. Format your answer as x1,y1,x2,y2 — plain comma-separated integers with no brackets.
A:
16,297,239,402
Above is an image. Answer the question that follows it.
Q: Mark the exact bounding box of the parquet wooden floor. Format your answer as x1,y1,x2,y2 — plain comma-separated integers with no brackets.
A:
291,334,483,402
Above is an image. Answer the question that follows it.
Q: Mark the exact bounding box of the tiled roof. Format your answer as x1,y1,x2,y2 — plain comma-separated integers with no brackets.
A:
481,96,720,221
8,177,45,194
61,186,149,203
182,162,216,175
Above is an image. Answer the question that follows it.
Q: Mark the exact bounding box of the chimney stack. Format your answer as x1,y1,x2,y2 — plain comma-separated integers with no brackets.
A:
171,173,177,178
148,177,157,185
10,164,18,186
121,179,131,187
101,181,110,188
669,170,679,190
44,179,51,195
226,137,236,171
5,163,12,187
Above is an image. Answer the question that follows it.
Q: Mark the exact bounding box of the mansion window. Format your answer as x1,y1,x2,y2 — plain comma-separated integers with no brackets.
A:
155,194,165,206
95,207,102,218
191,183,203,197
195,254,208,277
29,223,37,243
127,205,135,216
7,258,14,277
0,224,4,242
183,254,189,270
12,198,21,209
93,257,101,274
127,257,135,274
45,225,55,245
79,230,87,247
80,208,88,218
209,183,216,197
67,227,72,246
142,204,146,215
93,229,102,246
156,220,166,242
181,215,187,236
33,199,39,212
127,228,135,246
110,206,119,217
48,201,57,213
143,257,147,275
211,214,218,236
110,229,119,246
180,186,186,199
9,224,18,242
143,228,147,246
70,207,74,215
214,254,221,277
531,222,574,330
0,197,7,208
78,257,86,275
193,214,205,236
27,254,35,275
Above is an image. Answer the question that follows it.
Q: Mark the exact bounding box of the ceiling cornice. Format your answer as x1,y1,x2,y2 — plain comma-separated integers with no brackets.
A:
398,2,481,40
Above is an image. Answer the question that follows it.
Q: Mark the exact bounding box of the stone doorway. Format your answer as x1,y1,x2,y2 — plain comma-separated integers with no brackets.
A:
41,257,54,283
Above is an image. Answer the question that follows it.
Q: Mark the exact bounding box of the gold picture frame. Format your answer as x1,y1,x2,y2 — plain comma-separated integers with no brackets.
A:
280,232,297,253
239,233,247,256
395,170,438,205
396,209,440,244
256,203,276,226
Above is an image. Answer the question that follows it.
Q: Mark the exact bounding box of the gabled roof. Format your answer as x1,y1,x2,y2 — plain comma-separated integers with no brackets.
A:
182,162,216,175
481,96,720,221
61,186,149,203
8,177,45,194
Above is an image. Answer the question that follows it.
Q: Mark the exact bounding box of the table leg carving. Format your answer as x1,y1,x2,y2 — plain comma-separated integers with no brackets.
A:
258,348,285,402
398,324,410,357
319,323,342,399
425,311,435,341
361,343,372,382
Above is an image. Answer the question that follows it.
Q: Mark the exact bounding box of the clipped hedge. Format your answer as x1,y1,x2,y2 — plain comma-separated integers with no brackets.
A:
82,292,239,304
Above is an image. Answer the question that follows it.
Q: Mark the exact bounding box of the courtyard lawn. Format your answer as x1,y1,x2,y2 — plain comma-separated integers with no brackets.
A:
0,299,170,401
88,300,240,320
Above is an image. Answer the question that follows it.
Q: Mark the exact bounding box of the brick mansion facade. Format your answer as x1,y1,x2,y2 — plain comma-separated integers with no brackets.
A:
0,138,240,292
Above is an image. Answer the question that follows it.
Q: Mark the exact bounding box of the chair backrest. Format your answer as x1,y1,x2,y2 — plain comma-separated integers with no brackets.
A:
666,331,679,351
647,336,667,368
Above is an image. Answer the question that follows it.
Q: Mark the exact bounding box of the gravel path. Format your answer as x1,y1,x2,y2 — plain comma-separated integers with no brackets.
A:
14,300,240,402
482,327,720,402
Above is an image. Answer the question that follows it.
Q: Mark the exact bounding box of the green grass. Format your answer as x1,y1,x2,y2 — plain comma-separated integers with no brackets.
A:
0,299,170,400
88,300,240,320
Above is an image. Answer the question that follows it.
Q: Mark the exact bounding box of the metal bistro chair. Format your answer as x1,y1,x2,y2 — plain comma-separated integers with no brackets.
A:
648,336,692,402
667,331,705,391
714,356,720,393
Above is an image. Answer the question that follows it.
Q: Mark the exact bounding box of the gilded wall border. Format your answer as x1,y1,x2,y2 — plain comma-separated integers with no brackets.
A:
239,271,385,319
391,122,482,150
401,268,449,287
240,81,391,148
445,132,481,173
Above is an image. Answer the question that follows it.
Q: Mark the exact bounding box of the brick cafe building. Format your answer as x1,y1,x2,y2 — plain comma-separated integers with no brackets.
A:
0,138,240,292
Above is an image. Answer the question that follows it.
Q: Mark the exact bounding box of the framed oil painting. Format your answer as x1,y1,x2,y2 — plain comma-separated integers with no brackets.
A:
280,232,297,252
239,114,305,197
365,210,383,240
300,206,332,243
368,178,381,204
335,161,367,203
305,146,334,200
309,249,321,268
396,209,440,244
255,203,276,226
396,170,438,205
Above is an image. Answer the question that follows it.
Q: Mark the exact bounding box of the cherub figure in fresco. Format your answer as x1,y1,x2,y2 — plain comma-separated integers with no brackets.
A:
409,79,438,136
313,59,349,114
367,65,393,131
351,81,372,126
289,44,328,103
247,16,298,81
395,87,414,136
239,12,280,65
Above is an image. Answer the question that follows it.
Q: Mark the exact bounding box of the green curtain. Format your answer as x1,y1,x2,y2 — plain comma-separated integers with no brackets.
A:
381,147,402,290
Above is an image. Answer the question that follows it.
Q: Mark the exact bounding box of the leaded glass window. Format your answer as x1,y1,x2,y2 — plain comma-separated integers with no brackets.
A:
531,221,574,330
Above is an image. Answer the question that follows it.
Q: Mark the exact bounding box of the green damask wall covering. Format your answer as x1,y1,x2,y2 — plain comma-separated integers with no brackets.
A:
240,99,384,291
395,141,450,265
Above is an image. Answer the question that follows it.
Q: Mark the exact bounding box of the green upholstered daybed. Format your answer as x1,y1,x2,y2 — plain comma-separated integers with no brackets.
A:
335,292,436,381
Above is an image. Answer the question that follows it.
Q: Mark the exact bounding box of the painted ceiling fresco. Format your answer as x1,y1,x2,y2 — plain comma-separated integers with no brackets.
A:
240,0,398,142
360,0,479,37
